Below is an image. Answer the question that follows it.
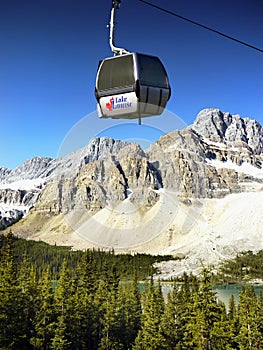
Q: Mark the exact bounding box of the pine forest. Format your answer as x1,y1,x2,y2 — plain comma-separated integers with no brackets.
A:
1,232,263,350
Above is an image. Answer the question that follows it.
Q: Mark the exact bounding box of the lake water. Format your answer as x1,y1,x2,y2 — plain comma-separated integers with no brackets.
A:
213,284,263,308
160,283,263,309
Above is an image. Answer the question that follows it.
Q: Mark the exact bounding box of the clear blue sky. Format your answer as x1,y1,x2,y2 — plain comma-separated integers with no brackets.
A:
1,0,263,169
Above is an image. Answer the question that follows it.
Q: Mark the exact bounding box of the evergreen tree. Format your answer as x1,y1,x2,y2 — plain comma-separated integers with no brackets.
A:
18,255,39,348
160,285,180,349
77,249,99,294
237,285,263,349
98,286,126,350
51,314,72,350
185,269,228,349
0,232,28,349
210,301,236,350
227,294,240,350
133,277,166,350
257,290,263,337
31,267,55,350
94,279,110,347
228,295,236,321
122,273,142,348
71,284,97,350
170,273,197,349
96,264,128,350
51,260,75,349
70,251,100,350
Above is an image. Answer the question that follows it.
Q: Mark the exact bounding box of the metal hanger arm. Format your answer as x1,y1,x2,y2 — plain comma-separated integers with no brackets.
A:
109,0,129,55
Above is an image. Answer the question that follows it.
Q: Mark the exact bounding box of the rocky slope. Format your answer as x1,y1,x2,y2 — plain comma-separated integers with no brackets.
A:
1,108,262,276
0,138,133,228
193,108,263,155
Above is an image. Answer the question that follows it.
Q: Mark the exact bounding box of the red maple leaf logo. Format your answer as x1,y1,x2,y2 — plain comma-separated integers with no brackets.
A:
106,97,114,111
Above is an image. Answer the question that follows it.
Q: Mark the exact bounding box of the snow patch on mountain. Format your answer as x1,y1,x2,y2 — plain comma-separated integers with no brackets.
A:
0,203,28,230
0,178,46,229
0,203,29,215
206,158,263,179
1,109,263,278
0,178,46,191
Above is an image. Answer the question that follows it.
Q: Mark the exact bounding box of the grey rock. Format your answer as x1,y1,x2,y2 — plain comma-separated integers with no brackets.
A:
3,156,53,183
193,108,263,154
0,208,24,230
0,188,40,207
0,167,11,182
1,110,263,230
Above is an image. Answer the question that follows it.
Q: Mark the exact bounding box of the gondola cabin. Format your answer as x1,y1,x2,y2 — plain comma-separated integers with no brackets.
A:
95,52,171,120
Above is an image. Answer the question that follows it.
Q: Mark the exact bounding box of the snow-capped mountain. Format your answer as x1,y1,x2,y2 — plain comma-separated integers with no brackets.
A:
1,108,262,276
193,108,263,153
0,138,135,228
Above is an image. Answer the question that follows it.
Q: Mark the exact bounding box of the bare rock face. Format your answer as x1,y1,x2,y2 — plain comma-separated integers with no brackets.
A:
0,188,40,207
1,157,53,184
146,128,245,199
193,108,263,154
0,187,42,229
0,208,24,229
35,112,262,220
0,137,133,185
79,137,134,166
0,167,11,182
0,137,134,214
1,108,263,232
34,148,159,215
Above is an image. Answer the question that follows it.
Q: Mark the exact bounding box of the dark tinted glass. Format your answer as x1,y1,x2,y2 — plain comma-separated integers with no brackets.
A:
97,55,135,91
137,54,169,88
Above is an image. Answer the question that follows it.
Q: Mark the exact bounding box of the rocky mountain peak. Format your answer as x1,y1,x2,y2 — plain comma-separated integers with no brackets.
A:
1,108,263,260
80,137,145,165
0,137,142,185
192,108,263,154
0,167,11,182
1,156,53,184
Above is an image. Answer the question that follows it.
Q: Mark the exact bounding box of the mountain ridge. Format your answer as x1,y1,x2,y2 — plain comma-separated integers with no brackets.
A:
193,108,263,155
1,108,262,276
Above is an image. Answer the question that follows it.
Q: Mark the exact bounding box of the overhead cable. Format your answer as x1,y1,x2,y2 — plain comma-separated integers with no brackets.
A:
138,0,263,54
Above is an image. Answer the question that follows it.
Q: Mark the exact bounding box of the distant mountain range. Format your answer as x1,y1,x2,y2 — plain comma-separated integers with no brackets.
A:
1,108,262,277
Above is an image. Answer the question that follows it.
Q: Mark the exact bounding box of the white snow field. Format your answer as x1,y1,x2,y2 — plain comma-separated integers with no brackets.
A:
0,178,45,191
